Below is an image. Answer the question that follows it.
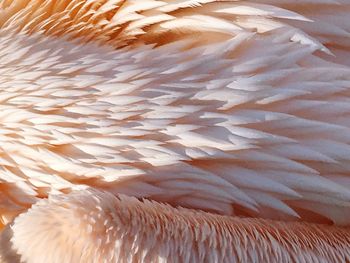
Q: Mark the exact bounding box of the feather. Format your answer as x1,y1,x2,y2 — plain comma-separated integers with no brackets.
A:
0,0,350,228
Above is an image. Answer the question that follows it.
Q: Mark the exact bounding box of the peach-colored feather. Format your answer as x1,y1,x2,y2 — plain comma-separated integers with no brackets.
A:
0,0,350,261
1,189,350,262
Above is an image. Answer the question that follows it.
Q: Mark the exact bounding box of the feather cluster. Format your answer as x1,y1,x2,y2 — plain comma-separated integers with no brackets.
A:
0,0,349,227
1,189,350,263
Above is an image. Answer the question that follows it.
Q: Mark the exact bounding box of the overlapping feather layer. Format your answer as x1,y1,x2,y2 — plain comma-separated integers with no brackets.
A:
0,0,349,226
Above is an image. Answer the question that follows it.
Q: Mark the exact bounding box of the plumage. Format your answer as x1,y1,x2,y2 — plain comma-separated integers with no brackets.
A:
2,189,350,263
0,0,349,261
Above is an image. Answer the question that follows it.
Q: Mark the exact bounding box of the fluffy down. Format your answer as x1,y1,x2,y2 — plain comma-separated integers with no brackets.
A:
1,189,350,263
0,0,349,227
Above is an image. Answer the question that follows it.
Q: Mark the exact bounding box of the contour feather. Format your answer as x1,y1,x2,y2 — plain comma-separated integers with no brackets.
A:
0,0,349,226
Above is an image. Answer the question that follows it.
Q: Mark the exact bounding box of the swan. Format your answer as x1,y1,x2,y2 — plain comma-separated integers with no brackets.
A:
0,0,349,262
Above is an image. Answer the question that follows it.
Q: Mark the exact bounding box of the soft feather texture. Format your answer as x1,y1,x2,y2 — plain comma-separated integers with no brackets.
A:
0,0,349,229
1,189,350,263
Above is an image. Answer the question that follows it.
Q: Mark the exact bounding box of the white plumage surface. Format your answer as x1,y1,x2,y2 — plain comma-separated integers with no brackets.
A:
0,0,350,237
0,1,350,227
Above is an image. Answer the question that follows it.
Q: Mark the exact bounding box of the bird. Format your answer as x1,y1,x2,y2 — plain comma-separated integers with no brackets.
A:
0,0,349,262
